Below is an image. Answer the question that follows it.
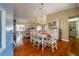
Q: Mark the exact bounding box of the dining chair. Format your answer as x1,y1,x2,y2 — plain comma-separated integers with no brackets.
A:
45,37,58,53
33,31,43,49
30,29,42,49
44,29,58,53
30,29,35,43
30,30,33,43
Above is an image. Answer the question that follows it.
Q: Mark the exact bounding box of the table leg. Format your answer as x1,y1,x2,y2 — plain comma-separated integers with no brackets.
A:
42,37,44,51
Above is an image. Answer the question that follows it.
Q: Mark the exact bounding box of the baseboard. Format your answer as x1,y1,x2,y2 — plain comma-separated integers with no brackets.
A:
61,39,69,42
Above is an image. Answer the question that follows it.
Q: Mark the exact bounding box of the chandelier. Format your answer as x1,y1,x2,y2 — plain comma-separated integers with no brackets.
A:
36,3,47,25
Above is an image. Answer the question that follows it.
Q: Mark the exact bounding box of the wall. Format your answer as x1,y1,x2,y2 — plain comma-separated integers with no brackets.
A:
47,7,79,40
0,4,13,56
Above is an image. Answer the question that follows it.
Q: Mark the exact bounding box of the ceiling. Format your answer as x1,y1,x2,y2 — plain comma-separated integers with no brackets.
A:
14,3,78,21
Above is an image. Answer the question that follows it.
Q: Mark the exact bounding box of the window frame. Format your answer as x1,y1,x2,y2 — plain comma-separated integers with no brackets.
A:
0,7,6,52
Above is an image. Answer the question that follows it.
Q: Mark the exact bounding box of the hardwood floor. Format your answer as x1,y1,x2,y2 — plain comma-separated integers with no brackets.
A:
14,37,70,56
69,37,79,55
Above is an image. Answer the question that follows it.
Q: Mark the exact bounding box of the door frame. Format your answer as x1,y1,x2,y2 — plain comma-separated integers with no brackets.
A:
0,7,6,52
68,16,79,39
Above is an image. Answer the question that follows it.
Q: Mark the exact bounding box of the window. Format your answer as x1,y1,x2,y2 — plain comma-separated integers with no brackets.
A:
16,24,25,31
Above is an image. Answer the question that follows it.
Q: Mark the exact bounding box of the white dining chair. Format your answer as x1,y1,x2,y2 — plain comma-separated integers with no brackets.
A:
33,31,43,49
30,29,42,49
30,29,36,43
30,30,33,43
45,37,58,53
44,29,58,53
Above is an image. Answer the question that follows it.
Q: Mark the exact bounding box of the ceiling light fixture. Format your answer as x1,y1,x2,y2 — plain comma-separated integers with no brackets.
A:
36,3,47,25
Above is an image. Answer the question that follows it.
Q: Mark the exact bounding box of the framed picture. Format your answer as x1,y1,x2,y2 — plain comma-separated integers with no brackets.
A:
48,19,59,29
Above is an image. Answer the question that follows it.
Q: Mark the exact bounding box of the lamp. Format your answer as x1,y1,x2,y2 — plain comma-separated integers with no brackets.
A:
35,3,47,31
36,3,47,25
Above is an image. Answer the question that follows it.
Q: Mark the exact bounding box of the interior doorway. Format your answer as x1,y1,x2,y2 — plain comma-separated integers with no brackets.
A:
68,16,79,55
13,19,26,47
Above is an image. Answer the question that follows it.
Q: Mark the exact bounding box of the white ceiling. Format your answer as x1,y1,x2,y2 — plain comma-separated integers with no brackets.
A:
14,3,78,20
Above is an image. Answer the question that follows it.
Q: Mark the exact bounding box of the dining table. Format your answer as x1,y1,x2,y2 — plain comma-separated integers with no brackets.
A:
38,32,52,51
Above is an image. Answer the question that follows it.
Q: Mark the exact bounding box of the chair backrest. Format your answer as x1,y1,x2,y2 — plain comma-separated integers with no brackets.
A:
30,29,35,39
51,29,59,40
30,29,35,35
30,29,39,41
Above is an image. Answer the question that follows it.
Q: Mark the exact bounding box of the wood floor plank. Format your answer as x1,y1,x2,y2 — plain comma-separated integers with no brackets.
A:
14,37,70,56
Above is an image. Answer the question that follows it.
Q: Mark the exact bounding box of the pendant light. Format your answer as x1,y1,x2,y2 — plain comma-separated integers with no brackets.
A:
37,3,47,25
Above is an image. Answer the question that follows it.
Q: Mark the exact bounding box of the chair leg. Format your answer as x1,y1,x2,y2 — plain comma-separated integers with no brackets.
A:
33,41,35,46
37,43,39,49
55,43,58,49
52,45,54,53
42,43,44,51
